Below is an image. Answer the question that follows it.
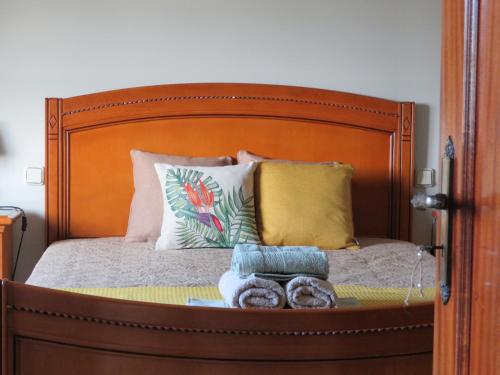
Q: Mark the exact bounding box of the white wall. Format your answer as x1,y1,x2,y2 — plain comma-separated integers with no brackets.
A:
0,0,441,281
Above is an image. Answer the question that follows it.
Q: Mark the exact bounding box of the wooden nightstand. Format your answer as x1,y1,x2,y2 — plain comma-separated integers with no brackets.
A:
0,210,22,280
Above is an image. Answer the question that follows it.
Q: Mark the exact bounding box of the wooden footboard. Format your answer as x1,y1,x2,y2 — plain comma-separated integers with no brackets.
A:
2,281,433,374
20,83,429,374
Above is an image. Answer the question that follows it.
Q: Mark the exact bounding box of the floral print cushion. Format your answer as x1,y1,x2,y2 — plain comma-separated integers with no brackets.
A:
154,163,260,249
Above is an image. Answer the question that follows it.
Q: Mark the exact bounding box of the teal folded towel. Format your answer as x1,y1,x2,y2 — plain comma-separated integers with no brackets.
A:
231,244,329,280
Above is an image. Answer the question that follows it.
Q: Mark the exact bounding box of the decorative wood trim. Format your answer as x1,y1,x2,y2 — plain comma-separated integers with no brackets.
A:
3,278,434,373
45,83,414,244
45,98,61,245
60,83,402,130
399,102,415,241
6,304,433,336
61,95,400,118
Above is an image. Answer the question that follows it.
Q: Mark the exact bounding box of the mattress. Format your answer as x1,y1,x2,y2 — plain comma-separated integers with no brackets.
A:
27,236,434,289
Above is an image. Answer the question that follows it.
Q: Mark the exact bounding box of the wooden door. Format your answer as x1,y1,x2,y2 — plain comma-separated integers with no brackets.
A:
435,0,500,374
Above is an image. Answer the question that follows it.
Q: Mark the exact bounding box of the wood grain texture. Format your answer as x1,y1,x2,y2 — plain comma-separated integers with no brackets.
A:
14,337,432,375
2,281,433,374
45,98,61,246
3,82,430,374
398,102,415,240
0,213,20,374
0,212,21,280
0,226,13,280
434,1,474,374
432,0,500,374
45,83,415,243
469,0,500,373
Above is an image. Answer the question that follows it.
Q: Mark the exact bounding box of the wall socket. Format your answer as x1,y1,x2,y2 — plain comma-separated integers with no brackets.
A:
25,167,45,185
415,168,435,187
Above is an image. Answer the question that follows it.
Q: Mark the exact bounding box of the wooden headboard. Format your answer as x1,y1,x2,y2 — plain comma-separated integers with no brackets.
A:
45,83,414,245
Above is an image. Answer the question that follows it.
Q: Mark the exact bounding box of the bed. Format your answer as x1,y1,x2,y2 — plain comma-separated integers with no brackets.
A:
25,237,434,307
1,83,434,374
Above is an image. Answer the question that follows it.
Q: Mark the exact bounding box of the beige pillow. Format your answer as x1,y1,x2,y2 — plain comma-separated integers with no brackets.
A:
237,150,339,165
125,150,232,242
237,150,268,163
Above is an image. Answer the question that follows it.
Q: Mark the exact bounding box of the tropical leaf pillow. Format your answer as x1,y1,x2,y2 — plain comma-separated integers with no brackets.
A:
154,163,260,249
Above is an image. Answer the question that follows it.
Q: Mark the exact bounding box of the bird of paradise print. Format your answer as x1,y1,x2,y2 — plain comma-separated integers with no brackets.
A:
163,168,259,248
184,181,223,233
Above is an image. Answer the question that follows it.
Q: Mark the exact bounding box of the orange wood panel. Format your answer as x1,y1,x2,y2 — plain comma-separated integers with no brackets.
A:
68,117,392,238
398,103,415,240
0,227,13,280
45,83,415,244
0,212,21,280
45,98,61,245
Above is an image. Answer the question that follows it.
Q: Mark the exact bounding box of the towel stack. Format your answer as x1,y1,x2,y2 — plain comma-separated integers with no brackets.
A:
218,244,337,309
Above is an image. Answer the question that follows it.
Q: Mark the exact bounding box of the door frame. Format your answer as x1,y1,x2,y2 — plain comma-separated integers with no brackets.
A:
435,0,500,373
434,0,478,373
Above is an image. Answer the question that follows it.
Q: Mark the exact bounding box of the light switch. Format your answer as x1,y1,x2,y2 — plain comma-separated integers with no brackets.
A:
25,167,45,185
415,168,435,187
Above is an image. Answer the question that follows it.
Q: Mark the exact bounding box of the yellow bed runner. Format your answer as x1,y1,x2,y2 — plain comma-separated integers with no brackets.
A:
59,285,435,307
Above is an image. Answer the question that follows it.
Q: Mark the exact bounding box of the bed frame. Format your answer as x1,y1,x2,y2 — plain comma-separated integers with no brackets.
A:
1,83,433,374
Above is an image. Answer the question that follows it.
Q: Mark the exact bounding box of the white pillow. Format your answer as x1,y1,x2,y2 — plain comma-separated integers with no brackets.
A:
154,162,260,249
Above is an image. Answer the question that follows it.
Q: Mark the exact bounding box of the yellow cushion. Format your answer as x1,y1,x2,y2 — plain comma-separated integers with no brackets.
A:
256,162,358,249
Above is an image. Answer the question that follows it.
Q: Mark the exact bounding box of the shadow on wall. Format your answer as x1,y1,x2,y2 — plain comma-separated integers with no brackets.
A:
13,211,46,282
0,126,7,156
415,104,431,167
412,103,435,245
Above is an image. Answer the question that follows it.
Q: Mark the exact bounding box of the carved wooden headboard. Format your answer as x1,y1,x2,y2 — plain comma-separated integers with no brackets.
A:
45,83,414,245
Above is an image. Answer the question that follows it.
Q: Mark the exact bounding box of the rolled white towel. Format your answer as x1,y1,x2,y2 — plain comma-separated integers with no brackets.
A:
218,271,286,309
286,277,338,309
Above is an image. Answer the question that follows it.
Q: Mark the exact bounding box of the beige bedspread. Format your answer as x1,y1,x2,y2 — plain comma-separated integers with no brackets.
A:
26,237,435,289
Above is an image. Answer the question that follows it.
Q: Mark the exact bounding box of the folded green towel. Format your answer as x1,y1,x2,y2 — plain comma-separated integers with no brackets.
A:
231,244,329,280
